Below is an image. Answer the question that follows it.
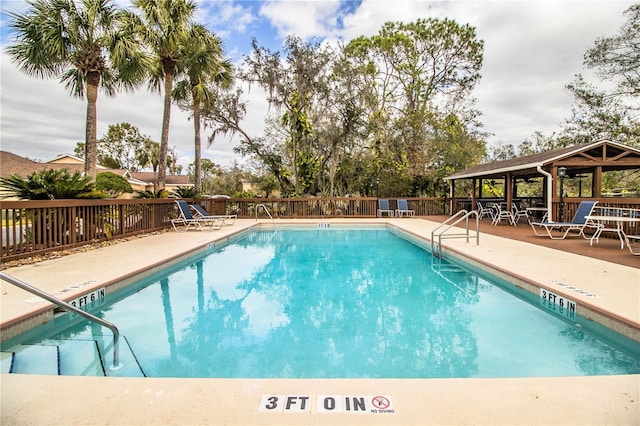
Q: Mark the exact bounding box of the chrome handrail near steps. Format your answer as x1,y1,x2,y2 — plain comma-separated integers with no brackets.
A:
431,210,480,257
255,203,277,227
0,271,122,370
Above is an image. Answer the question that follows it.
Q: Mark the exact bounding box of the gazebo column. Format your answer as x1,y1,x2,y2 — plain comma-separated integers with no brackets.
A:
552,165,564,221
505,172,513,210
594,166,602,197
471,179,477,208
449,178,455,215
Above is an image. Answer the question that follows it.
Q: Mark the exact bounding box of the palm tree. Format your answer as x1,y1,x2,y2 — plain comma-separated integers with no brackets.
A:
121,0,196,190
6,0,147,179
173,24,234,192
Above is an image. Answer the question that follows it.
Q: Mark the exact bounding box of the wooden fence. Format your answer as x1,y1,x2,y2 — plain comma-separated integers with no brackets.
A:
1,199,174,262
2,196,638,262
0,197,448,262
206,197,448,219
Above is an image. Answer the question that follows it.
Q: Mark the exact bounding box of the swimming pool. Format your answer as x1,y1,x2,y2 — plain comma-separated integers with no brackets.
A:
2,226,639,378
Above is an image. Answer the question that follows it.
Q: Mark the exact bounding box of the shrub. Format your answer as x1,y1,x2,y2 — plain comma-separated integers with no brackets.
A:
95,172,133,198
172,186,200,198
0,169,106,199
135,189,169,198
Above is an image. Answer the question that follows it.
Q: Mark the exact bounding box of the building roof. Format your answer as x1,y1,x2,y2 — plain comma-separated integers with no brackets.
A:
0,151,191,186
46,153,93,165
445,140,640,181
129,171,190,186
0,151,85,176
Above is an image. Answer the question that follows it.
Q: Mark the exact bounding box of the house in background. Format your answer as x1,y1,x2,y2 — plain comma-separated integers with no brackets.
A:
0,151,192,199
46,153,87,166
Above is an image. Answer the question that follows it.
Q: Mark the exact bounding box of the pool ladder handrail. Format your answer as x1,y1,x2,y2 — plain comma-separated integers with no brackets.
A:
255,203,277,227
0,271,122,371
431,210,480,258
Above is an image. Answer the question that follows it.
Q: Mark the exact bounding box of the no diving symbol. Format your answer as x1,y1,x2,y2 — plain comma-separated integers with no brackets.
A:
371,396,390,409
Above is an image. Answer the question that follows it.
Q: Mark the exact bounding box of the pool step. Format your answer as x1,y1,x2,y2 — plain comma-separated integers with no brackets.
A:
0,336,145,377
431,260,479,295
58,339,105,376
102,336,146,377
3,344,60,375
1,351,15,373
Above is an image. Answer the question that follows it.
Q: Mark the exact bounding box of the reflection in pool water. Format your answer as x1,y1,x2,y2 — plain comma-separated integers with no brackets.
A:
5,227,640,378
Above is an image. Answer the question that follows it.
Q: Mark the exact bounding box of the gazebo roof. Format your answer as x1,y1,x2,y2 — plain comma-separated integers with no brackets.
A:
445,140,640,181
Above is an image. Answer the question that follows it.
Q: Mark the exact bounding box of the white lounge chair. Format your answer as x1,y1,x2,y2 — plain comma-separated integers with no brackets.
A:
530,201,599,239
171,200,223,231
191,204,237,226
396,199,415,217
377,199,394,217
624,234,640,256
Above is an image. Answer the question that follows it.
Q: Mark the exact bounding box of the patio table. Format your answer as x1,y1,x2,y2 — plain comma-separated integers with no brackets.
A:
586,214,640,249
525,207,548,224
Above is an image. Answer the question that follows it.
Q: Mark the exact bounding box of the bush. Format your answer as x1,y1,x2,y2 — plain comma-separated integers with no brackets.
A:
232,190,257,198
135,189,169,198
95,172,133,198
172,186,200,198
0,169,107,199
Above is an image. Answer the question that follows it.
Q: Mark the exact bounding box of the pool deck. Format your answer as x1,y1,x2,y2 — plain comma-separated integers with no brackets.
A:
1,218,639,425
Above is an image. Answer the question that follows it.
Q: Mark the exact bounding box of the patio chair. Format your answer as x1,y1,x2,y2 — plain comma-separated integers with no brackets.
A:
377,199,394,217
476,201,495,221
395,199,415,217
491,203,516,226
530,200,599,239
171,200,223,231
191,204,237,226
511,202,529,224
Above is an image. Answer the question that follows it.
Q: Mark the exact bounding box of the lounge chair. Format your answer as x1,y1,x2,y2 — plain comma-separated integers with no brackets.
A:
624,234,640,256
530,200,599,239
191,204,237,226
396,199,415,217
171,200,223,231
377,199,394,217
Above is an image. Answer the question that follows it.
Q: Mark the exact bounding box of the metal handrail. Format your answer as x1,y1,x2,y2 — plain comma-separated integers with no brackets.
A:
0,271,122,370
255,203,277,226
431,210,480,257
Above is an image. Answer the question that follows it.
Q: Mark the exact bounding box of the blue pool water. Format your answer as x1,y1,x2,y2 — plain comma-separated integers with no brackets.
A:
5,226,640,378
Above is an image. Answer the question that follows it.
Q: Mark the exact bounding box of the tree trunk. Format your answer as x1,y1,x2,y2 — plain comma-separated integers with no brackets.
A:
157,63,174,190
193,95,202,192
85,72,100,179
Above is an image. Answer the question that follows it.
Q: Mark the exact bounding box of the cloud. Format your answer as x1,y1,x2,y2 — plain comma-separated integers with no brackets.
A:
259,0,344,39
1,53,86,161
334,0,633,146
0,50,243,168
450,1,630,145
198,0,257,35
0,0,635,172
342,0,631,146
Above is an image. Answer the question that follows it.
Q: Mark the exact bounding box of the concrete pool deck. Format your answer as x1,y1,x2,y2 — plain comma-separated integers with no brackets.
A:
1,218,639,425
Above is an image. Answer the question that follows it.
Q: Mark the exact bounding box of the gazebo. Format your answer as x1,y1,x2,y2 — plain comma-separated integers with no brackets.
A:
444,140,640,221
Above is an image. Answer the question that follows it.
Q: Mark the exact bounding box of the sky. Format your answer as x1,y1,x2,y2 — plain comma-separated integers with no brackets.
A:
0,0,635,171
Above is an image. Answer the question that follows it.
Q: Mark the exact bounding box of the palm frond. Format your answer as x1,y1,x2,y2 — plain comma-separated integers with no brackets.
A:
0,169,107,199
